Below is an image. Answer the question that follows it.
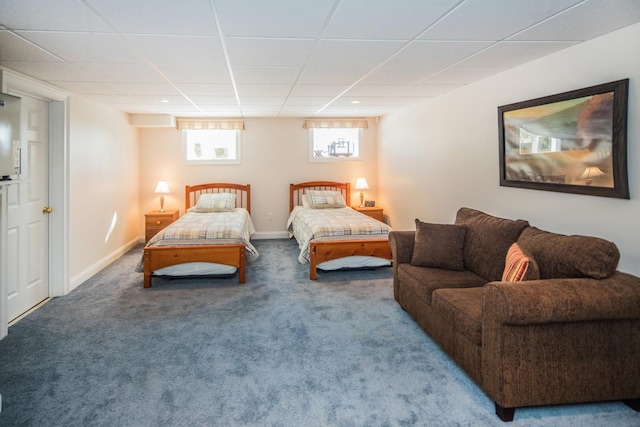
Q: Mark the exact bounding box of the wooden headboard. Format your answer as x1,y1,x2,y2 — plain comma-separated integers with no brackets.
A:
289,181,351,212
185,183,251,213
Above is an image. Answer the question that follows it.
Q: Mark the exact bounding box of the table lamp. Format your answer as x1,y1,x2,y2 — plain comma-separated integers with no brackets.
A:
154,180,170,212
355,177,369,208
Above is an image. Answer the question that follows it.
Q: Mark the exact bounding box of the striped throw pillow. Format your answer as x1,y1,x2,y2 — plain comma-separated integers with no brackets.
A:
502,243,531,282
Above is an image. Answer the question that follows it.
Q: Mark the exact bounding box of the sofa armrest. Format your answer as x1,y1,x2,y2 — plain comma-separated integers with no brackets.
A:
389,231,415,301
484,271,640,325
482,271,640,410
389,231,415,265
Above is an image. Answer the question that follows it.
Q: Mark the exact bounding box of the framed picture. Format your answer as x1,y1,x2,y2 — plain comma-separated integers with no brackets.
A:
498,79,629,199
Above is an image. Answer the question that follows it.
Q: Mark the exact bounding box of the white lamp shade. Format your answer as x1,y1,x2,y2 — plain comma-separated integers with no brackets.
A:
154,181,170,194
355,178,369,190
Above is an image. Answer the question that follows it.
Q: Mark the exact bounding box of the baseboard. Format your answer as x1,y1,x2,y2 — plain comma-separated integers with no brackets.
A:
252,231,289,240
69,237,140,291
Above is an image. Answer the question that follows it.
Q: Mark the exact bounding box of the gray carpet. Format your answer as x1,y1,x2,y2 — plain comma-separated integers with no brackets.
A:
0,239,638,426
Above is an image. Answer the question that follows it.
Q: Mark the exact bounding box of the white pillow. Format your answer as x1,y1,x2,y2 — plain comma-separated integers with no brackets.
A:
301,194,311,207
192,193,236,212
306,189,346,209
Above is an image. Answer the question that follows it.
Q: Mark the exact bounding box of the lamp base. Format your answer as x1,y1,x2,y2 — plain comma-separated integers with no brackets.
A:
359,192,364,208
159,196,165,212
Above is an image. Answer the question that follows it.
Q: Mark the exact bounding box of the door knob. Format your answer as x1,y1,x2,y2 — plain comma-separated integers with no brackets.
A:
42,206,53,214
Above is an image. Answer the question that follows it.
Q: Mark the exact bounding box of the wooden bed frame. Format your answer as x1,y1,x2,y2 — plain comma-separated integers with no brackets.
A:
289,181,392,280
143,183,251,288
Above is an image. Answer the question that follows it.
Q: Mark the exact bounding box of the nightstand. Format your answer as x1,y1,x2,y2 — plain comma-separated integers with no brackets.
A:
145,210,179,243
352,206,384,222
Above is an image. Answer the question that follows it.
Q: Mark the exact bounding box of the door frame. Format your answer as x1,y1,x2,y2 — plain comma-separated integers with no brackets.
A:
0,68,69,339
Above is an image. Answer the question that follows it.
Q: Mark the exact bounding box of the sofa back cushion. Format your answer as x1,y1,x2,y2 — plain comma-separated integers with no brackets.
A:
454,208,529,281
517,227,620,279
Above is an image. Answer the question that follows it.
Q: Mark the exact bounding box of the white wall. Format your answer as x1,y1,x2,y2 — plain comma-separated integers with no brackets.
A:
378,23,640,276
138,117,379,237
69,96,140,286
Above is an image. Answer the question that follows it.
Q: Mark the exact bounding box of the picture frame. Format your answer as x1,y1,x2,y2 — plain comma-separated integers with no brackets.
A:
364,200,375,207
498,79,629,199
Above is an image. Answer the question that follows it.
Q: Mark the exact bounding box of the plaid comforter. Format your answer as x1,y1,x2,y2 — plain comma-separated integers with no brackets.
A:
287,206,390,264
135,208,259,272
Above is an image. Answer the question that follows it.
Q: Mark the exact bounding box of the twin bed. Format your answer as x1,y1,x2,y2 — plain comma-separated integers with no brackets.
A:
139,183,258,288
139,181,392,287
288,181,392,280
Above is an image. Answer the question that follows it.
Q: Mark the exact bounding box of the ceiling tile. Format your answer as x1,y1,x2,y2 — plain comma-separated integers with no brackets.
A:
283,96,335,106
239,97,287,106
0,31,63,62
1,0,112,32
419,0,583,41
324,0,460,40
214,0,335,37
420,67,508,84
86,0,217,36
456,41,578,68
75,63,166,83
89,94,191,105
307,40,405,69
289,84,349,97
49,81,182,97
510,0,640,41
225,38,315,67
232,66,301,85
126,35,226,67
176,83,236,96
0,61,93,82
16,31,142,63
297,68,370,85
382,40,493,69
361,68,441,84
188,96,238,105
236,84,292,97
155,65,231,84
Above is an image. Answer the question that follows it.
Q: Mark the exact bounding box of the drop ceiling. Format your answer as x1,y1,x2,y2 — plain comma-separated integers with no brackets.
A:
1,0,639,118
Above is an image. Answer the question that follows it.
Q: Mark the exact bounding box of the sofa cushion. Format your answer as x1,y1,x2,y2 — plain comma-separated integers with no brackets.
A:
432,287,484,345
455,208,530,282
517,227,620,279
502,242,540,282
397,264,487,305
411,219,466,271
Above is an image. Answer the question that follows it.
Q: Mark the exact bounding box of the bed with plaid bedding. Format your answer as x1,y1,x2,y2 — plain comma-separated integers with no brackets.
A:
287,206,390,264
136,208,258,272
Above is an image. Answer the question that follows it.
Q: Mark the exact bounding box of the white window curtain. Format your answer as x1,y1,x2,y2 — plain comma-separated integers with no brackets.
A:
302,118,368,129
176,118,245,130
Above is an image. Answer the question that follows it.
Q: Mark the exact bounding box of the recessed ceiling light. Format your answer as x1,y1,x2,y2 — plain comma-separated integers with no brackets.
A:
160,99,169,103
352,100,360,104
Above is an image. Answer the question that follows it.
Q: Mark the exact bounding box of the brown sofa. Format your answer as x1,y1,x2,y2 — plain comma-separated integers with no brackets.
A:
389,207,640,422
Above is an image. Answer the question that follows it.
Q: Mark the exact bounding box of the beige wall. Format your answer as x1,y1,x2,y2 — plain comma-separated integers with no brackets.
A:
378,23,640,275
69,96,140,284
139,117,379,236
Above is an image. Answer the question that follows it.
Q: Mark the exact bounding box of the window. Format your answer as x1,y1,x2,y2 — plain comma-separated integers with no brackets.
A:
309,128,363,162
183,129,241,164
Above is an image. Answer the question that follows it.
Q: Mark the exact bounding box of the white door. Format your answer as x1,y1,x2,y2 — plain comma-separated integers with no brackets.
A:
6,95,49,321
